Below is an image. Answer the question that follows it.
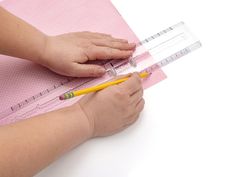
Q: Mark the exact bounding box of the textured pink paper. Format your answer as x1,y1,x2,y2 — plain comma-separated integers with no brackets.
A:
0,0,166,125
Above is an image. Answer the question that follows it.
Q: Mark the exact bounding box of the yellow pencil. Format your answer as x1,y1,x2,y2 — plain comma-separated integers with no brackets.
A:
59,72,149,100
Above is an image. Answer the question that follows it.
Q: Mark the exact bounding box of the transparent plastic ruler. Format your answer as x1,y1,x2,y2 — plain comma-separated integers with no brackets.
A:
104,21,201,76
0,22,201,123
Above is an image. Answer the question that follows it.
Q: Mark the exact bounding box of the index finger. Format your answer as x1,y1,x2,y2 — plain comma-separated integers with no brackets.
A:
119,73,143,95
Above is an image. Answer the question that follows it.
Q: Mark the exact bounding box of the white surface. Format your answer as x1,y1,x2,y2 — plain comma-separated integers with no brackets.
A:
36,0,236,176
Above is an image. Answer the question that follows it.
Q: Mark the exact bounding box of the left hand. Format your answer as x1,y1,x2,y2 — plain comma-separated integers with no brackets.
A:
39,31,136,77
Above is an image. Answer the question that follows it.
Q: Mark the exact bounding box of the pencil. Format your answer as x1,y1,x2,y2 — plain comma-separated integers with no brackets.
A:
59,72,149,100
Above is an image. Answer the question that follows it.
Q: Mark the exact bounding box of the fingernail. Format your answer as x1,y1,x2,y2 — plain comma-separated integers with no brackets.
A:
129,43,136,47
97,67,106,75
128,50,134,55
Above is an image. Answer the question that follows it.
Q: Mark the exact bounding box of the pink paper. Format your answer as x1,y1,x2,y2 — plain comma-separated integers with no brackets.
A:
0,0,166,125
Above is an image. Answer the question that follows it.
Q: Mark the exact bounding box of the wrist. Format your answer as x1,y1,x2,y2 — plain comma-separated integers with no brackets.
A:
37,34,50,66
69,103,94,140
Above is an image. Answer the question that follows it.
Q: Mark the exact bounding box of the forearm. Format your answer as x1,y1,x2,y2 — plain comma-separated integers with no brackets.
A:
0,7,46,63
0,104,91,177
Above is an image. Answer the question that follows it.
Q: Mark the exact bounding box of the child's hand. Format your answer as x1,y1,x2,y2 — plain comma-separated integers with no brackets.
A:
76,73,145,137
39,32,136,77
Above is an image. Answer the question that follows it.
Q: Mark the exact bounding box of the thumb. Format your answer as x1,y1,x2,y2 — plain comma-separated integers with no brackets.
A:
71,63,106,77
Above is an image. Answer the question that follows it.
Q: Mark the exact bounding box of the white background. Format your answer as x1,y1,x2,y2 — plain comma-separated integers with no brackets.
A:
1,0,235,176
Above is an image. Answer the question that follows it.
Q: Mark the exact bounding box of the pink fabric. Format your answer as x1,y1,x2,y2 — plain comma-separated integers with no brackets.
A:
0,0,166,125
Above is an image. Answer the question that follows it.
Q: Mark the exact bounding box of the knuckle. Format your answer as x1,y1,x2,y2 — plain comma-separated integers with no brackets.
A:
86,68,97,77
113,87,128,99
129,75,141,88
107,47,113,56
139,89,144,98
108,41,114,48
112,87,130,105
135,76,142,87
66,65,77,75
100,47,112,59
138,99,145,111
86,46,96,60
102,40,114,48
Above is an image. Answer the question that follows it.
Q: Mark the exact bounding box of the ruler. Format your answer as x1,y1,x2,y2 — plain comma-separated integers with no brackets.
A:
0,22,201,122
104,21,201,76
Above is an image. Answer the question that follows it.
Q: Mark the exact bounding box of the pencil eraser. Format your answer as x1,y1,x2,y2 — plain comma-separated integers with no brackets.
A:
59,95,65,100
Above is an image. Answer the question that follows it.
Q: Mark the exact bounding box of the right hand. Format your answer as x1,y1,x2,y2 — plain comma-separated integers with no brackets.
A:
77,73,145,137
